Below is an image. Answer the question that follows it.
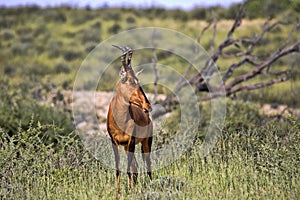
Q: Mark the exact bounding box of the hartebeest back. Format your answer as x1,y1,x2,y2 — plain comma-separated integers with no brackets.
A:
106,45,153,195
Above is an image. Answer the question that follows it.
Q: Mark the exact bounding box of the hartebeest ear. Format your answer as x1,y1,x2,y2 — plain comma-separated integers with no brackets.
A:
135,68,144,77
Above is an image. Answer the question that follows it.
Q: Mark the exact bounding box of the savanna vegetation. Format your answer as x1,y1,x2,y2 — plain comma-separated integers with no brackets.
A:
0,1,299,199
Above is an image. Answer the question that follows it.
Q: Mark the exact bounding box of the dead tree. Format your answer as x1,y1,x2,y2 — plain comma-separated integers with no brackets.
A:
156,10,300,106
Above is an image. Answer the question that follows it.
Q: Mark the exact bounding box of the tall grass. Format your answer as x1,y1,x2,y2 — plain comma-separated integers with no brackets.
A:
1,105,299,199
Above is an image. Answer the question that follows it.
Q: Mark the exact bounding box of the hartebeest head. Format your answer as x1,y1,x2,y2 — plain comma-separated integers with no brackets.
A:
113,45,152,114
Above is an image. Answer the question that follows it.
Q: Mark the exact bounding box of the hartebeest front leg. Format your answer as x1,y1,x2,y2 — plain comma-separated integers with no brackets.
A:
127,136,135,189
111,141,121,195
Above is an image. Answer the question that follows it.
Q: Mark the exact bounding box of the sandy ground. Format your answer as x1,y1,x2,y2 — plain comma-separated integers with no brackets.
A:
46,90,299,136
59,91,166,136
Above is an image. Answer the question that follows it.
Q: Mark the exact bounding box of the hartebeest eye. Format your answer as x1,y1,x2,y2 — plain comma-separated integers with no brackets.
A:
129,78,138,86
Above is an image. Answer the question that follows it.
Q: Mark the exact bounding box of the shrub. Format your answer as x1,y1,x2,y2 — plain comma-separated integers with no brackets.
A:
171,9,189,21
0,80,73,139
84,41,98,53
11,42,31,55
224,99,262,131
47,40,63,58
81,27,101,44
91,21,102,29
3,64,16,76
1,29,15,40
55,62,70,73
190,7,207,20
16,26,33,35
71,12,95,25
126,16,136,24
102,11,120,21
33,24,48,37
108,23,121,34
44,10,67,23
63,49,82,61
19,33,34,43
0,16,17,28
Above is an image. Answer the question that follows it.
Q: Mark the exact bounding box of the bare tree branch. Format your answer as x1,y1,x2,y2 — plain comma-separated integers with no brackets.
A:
210,16,217,56
151,30,159,104
276,19,300,53
227,76,290,95
211,16,242,62
197,20,213,44
225,40,300,91
157,7,300,116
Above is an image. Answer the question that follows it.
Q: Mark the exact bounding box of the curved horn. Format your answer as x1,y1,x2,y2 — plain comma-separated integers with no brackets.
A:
112,45,129,71
127,48,133,70
112,45,134,72
112,44,127,52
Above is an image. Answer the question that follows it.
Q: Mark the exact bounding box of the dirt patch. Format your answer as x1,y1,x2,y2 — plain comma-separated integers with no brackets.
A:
52,91,166,135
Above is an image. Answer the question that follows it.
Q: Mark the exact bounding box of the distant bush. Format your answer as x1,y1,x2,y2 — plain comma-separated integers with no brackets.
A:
19,33,34,43
0,15,17,28
224,99,262,131
16,26,33,35
25,62,53,76
108,23,122,34
171,9,189,21
141,8,168,19
71,12,95,25
190,7,207,20
0,80,73,139
3,64,16,76
84,41,98,53
91,21,102,29
63,31,76,38
81,27,101,44
55,62,70,74
47,40,63,58
102,10,121,21
63,49,82,61
11,42,31,55
126,16,136,24
1,29,15,40
33,24,48,37
44,10,67,23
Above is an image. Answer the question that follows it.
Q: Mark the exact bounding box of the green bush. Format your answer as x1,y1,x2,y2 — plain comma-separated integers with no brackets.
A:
71,12,95,25
108,23,122,34
11,42,31,55
84,41,98,53
126,16,136,24
19,33,34,43
63,49,82,61
55,62,70,74
1,29,15,40
225,99,262,131
47,40,63,58
44,10,67,23
81,27,101,44
190,7,207,20
0,80,73,141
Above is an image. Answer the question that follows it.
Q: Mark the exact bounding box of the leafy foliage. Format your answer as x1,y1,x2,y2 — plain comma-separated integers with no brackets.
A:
0,79,73,143
0,106,299,199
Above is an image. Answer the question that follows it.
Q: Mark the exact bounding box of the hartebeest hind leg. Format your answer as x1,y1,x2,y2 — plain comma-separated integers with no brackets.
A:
142,137,152,180
111,141,121,195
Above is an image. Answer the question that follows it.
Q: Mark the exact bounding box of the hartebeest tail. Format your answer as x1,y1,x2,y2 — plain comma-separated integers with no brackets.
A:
106,45,153,195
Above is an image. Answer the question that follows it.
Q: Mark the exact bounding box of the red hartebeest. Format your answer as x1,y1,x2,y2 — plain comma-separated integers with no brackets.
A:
107,45,153,194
